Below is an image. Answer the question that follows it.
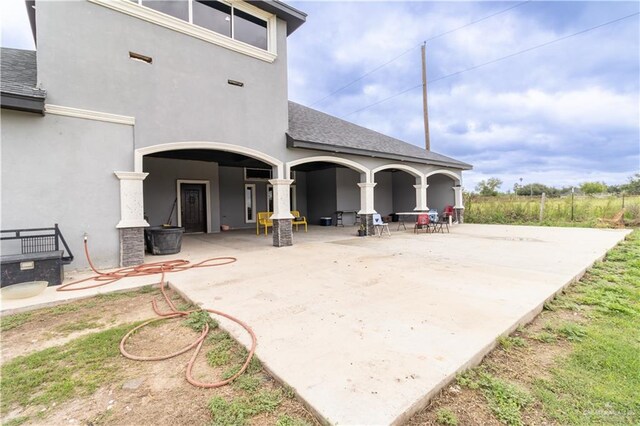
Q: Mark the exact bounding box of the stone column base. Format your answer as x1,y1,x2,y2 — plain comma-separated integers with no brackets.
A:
120,227,145,267
455,208,465,224
361,214,375,236
272,219,293,247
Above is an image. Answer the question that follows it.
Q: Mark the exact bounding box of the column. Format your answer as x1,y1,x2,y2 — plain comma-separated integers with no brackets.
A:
115,171,149,266
357,182,377,236
269,179,294,247
413,184,429,211
453,185,465,224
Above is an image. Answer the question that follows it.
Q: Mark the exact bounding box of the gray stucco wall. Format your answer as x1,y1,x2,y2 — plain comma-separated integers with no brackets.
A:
306,168,336,225
36,1,290,159
427,174,455,214
217,166,270,230
292,171,307,217
392,172,417,212
142,157,221,232
0,110,131,269
373,171,393,216
335,168,360,225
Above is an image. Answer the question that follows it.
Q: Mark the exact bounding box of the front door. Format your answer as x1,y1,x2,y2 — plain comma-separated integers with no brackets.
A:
181,183,206,233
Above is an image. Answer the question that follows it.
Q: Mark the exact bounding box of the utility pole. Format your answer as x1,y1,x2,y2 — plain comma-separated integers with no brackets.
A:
421,42,431,151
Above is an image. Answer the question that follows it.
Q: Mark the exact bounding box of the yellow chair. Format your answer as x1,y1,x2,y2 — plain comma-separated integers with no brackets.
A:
256,212,273,236
291,210,308,232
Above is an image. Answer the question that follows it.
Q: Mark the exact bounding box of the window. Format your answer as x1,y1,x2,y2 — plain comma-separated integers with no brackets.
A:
245,184,256,223
126,0,271,51
267,185,273,212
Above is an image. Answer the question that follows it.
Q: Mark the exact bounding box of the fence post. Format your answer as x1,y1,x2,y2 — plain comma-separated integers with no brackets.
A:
571,187,575,221
539,192,546,222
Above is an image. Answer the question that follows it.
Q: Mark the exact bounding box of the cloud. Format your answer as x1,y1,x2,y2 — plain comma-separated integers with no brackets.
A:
288,1,640,191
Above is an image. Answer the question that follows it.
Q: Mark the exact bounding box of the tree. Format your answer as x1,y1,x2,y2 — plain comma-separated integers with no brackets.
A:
475,178,503,196
621,173,640,195
515,183,558,197
580,181,607,195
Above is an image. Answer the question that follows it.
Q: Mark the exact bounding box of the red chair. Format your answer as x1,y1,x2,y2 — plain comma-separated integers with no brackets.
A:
415,214,430,233
443,205,454,220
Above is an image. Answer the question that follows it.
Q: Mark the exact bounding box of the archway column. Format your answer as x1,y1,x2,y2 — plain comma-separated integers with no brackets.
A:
114,171,149,266
358,182,377,236
414,184,429,211
269,179,295,247
453,185,465,223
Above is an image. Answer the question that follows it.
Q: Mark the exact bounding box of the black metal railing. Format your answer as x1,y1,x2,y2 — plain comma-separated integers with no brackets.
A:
1,224,74,264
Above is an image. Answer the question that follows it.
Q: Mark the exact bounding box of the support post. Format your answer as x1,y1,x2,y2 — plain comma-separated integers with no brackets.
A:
115,171,150,266
453,185,465,224
269,179,294,247
358,182,377,235
413,184,429,211
421,42,431,151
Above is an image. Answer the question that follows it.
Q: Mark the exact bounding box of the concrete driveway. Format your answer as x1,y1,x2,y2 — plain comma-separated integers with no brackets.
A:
1,224,629,424
163,224,629,425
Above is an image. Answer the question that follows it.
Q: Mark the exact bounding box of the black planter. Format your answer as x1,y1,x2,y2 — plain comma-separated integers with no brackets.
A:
357,229,366,237
144,226,185,255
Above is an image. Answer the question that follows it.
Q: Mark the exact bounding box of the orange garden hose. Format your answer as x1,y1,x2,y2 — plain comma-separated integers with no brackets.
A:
60,239,257,388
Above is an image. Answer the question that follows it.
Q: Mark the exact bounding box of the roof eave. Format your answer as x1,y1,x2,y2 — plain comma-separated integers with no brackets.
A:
287,135,473,170
1,92,45,114
248,0,306,35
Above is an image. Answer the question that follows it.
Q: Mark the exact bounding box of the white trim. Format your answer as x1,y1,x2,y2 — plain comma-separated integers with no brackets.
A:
371,163,426,186
135,141,284,178
45,104,135,125
88,0,277,63
425,169,462,184
176,179,212,233
244,183,257,223
286,156,371,183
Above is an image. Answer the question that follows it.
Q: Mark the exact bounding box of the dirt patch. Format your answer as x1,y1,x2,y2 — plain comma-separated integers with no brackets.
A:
406,306,586,425
1,288,319,426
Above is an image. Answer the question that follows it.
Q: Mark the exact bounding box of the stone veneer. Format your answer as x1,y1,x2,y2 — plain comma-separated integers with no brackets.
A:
272,219,293,247
120,227,145,266
361,214,375,236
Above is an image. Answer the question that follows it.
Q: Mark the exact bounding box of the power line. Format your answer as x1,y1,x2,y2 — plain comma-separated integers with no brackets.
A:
344,11,640,118
309,0,533,107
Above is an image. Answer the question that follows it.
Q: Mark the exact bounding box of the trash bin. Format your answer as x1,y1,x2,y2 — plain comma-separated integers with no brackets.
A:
320,217,332,226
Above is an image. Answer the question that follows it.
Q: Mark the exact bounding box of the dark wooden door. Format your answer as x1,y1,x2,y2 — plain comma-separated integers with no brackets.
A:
181,184,206,233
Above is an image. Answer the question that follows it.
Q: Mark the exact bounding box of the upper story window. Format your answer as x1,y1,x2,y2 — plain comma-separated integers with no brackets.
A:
89,0,278,62
133,0,268,51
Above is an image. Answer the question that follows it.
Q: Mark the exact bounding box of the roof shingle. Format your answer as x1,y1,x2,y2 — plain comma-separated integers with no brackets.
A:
287,101,471,169
1,47,46,99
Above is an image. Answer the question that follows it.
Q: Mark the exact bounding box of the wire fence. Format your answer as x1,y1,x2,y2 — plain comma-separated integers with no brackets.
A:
464,194,640,226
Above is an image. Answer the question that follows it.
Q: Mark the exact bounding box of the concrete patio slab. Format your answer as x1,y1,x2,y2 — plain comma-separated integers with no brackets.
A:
165,224,629,425
1,224,630,425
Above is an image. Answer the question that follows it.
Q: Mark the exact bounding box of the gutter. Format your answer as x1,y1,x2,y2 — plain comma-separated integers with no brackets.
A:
1,92,45,115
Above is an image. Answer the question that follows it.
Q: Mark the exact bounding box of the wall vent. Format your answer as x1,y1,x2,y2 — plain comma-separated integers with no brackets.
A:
129,51,152,64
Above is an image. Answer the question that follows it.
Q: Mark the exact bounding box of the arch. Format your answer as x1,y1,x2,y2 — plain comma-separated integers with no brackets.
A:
286,156,371,182
371,164,426,186
425,169,461,185
135,141,284,178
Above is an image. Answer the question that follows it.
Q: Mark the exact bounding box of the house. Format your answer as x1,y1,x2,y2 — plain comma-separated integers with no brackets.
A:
1,0,472,269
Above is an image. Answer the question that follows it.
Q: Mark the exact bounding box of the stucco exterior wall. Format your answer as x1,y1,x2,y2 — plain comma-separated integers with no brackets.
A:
427,174,456,213
392,172,417,212
373,171,393,216
36,0,290,159
142,157,221,231
306,168,336,225
0,110,131,269
292,171,307,217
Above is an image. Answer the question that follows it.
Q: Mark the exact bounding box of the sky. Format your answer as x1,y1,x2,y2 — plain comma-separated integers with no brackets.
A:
2,1,639,192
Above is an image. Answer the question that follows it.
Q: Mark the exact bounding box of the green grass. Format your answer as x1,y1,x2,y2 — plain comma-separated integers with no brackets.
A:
531,331,557,343
183,310,218,333
1,322,138,415
208,389,283,426
276,414,312,426
498,335,527,351
0,311,33,332
457,368,532,425
435,407,458,425
464,194,640,226
532,231,640,424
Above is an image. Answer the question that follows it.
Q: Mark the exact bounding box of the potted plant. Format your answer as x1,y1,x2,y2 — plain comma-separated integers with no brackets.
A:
357,223,366,237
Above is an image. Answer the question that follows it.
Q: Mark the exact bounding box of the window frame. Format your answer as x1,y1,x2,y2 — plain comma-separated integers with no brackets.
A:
244,183,257,223
89,0,277,62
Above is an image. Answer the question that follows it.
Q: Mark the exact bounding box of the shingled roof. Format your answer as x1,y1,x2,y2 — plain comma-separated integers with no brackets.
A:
1,47,46,113
287,101,472,170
